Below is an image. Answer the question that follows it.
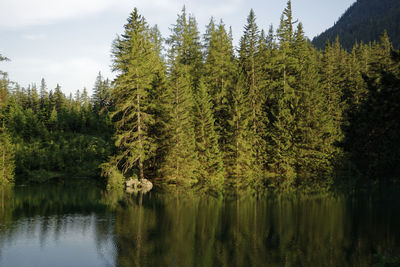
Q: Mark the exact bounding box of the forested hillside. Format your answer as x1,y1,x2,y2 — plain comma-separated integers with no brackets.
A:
0,71,114,184
313,0,400,50
1,1,400,194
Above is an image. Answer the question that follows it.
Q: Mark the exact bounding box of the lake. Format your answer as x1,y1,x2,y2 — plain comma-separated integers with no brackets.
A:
0,181,399,266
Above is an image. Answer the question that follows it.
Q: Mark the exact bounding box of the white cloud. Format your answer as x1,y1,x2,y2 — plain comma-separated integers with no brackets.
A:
21,33,47,40
4,56,114,95
0,0,244,29
0,0,131,28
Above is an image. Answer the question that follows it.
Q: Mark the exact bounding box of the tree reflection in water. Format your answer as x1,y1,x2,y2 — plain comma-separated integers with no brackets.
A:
0,183,399,266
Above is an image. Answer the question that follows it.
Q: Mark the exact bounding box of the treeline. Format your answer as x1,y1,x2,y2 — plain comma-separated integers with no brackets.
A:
1,1,399,194
102,1,400,194
313,0,400,50
0,69,114,184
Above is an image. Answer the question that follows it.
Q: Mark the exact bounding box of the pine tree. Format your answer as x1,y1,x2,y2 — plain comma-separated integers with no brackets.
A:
0,55,15,185
167,6,203,90
109,8,160,181
39,78,48,102
39,78,50,120
147,61,168,176
160,64,199,188
342,42,369,114
92,72,111,113
225,74,255,193
267,0,298,189
48,107,58,131
0,125,14,185
344,48,400,181
238,9,266,181
149,25,164,59
291,23,334,187
144,26,168,176
319,38,346,149
54,84,65,112
203,19,237,154
370,31,393,75
30,84,40,113
194,79,225,193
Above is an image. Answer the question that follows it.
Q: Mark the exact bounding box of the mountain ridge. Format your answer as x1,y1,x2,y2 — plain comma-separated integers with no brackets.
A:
313,0,400,50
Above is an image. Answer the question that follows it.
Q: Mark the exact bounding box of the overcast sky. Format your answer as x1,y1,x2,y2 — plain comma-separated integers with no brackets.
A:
0,0,355,96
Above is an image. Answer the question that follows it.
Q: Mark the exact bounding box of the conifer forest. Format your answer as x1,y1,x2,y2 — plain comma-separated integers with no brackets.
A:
1,1,400,195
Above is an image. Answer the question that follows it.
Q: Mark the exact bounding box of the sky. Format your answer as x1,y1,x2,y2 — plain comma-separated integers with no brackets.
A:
0,0,356,96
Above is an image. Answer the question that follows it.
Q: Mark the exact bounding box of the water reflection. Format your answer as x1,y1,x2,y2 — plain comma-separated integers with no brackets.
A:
0,183,399,266
0,182,115,267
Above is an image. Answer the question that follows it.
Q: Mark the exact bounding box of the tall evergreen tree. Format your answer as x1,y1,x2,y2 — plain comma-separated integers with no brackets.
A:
203,19,237,156
92,72,112,115
167,6,203,90
291,23,335,187
225,74,255,193
108,8,160,181
0,125,14,185
193,79,225,193
319,38,347,148
150,25,164,59
160,64,199,188
238,9,265,181
53,84,65,112
267,0,298,189
0,59,15,185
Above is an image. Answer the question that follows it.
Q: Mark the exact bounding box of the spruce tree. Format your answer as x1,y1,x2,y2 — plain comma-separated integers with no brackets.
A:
194,79,225,193
0,64,15,185
158,7,205,189
150,25,164,58
167,6,203,90
160,63,199,188
238,9,265,181
225,74,255,193
291,23,335,187
342,43,369,113
146,26,168,177
92,72,111,113
108,8,160,181
267,0,298,189
53,84,65,112
203,19,237,157
0,125,14,185
319,38,346,149
39,78,50,120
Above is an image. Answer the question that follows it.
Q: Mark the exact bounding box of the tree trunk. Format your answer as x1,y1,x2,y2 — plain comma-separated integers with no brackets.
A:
2,120,5,184
136,68,144,181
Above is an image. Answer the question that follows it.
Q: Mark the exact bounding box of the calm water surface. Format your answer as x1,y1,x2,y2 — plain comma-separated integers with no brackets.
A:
0,181,399,267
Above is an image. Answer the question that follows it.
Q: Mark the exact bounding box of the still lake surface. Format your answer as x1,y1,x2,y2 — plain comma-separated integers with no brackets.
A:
0,181,399,267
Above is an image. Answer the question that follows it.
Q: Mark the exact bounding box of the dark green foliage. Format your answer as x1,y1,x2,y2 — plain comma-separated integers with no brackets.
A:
167,6,203,89
0,56,15,185
0,122,15,186
319,38,347,147
160,63,199,189
1,71,113,183
224,74,257,193
194,80,225,193
313,0,400,50
266,1,299,189
203,19,236,153
107,8,161,183
238,9,266,183
291,24,335,189
343,48,400,182
92,72,111,113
